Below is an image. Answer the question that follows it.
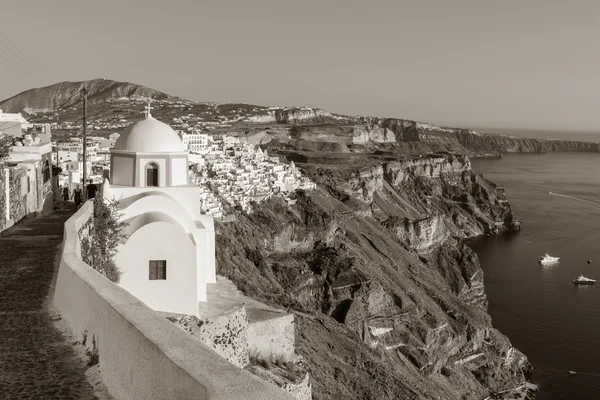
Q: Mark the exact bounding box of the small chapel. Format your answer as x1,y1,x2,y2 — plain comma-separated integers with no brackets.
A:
103,105,216,317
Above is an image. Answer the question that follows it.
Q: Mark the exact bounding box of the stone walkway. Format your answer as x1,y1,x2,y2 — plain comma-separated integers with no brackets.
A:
0,210,97,399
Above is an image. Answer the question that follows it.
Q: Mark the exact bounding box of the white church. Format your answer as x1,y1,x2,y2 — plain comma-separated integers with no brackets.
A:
103,106,216,317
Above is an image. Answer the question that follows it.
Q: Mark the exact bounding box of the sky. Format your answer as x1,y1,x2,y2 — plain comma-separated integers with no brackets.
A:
0,0,599,132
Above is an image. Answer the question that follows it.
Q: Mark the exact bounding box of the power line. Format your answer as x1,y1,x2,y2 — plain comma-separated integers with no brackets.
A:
0,45,27,79
0,56,24,79
0,38,39,79
0,30,57,82
0,32,38,77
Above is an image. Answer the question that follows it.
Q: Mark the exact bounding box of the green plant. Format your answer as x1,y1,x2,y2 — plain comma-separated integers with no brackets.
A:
99,259,122,283
81,196,128,283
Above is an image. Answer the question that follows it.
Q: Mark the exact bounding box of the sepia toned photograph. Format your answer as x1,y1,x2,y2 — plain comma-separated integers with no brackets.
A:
0,1,598,399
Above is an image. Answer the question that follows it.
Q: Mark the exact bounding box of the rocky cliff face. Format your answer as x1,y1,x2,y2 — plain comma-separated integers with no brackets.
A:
352,117,598,155
215,154,530,400
352,124,396,144
450,129,599,154
247,108,350,124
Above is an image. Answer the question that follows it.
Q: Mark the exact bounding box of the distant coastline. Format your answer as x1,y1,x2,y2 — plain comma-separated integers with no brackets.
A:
472,127,600,143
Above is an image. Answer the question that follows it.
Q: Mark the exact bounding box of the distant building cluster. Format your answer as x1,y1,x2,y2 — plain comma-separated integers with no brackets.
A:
18,100,317,218
52,134,117,191
183,133,315,218
0,110,55,218
32,97,266,135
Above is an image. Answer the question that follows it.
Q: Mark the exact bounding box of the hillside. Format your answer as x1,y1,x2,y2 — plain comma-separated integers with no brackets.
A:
0,78,176,113
216,154,532,399
1,79,597,157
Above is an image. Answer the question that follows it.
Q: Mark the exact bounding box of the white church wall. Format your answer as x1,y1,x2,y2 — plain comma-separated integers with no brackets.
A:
120,194,196,235
171,157,188,186
110,186,204,221
116,221,199,316
168,188,203,220
111,155,134,186
194,228,216,285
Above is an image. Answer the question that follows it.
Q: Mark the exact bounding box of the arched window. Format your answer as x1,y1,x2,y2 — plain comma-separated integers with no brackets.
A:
146,162,159,187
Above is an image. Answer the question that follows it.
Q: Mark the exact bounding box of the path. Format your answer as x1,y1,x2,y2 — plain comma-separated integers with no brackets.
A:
0,210,97,399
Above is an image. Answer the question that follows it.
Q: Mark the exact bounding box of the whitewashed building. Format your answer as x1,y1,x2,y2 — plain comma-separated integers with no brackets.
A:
181,132,211,153
103,109,216,317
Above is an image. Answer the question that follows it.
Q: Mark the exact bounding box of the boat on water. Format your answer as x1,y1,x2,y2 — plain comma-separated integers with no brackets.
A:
573,275,596,285
539,254,560,264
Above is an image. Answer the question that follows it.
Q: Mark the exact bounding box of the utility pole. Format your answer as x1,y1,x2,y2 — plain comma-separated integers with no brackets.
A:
82,86,87,199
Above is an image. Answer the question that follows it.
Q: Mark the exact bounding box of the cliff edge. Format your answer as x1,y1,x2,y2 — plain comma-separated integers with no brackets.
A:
215,154,531,400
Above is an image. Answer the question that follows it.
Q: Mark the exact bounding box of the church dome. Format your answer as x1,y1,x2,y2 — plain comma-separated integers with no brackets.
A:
113,116,185,153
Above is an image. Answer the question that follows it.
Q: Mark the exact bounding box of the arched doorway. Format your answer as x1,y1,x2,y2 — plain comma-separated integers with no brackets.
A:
146,162,159,187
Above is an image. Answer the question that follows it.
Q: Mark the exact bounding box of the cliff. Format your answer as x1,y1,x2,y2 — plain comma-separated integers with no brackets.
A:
215,154,530,400
450,129,599,154
352,118,598,155
246,108,351,125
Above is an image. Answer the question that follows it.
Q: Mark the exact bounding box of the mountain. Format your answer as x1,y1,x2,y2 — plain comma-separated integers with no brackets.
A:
0,78,176,113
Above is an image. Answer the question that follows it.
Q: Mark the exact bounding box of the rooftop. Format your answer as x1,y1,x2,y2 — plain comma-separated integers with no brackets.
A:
113,115,185,153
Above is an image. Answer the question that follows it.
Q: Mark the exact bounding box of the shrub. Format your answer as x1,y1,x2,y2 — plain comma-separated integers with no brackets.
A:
99,260,122,283
80,196,128,283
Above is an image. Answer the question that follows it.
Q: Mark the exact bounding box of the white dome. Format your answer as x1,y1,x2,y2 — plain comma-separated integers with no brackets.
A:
113,116,185,152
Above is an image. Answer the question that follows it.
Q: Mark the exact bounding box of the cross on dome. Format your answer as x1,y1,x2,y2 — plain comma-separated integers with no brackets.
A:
142,101,154,118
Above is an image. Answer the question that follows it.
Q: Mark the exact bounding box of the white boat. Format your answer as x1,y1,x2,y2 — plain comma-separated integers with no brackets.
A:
573,275,596,285
539,254,560,264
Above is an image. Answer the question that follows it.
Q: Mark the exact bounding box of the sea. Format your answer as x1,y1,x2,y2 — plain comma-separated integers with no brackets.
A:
470,150,600,400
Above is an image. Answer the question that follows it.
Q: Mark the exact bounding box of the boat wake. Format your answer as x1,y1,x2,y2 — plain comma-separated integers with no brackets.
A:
567,370,600,377
548,192,600,207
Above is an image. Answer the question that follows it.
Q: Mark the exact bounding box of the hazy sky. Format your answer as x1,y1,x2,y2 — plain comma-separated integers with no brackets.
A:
1,1,599,131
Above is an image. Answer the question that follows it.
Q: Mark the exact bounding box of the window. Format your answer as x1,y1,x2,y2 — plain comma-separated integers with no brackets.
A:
149,260,167,280
146,162,158,187
43,160,50,183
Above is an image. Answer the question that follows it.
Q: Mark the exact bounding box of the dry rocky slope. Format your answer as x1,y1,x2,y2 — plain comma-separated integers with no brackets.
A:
217,154,530,400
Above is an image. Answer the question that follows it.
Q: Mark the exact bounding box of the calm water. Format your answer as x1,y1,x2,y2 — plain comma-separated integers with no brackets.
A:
470,153,600,400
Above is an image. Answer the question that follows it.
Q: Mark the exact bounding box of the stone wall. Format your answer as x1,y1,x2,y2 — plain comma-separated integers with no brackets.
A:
247,364,312,400
8,166,27,224
0,160,53,234
55,202,294,400
169,308,250,368
247,313,295,361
